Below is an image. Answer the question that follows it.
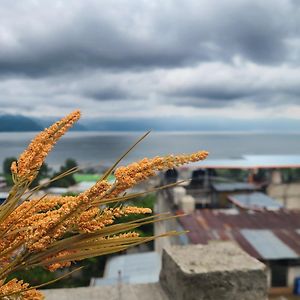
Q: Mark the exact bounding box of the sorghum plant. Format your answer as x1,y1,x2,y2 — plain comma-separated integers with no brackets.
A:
0,110,208,299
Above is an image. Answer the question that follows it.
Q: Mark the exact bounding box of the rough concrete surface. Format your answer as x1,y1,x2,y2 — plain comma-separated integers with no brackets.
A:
160,242,267,300
43,283,168,300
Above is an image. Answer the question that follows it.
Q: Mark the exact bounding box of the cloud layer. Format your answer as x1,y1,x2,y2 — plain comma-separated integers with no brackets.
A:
1,0,300,120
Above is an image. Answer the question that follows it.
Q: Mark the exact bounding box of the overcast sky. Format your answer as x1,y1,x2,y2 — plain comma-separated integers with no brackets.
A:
1,0,300,121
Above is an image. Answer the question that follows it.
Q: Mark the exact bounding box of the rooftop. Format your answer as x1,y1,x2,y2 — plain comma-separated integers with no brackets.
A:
178,208,300,260
186,154,300,169
92,251,161,286
228,192,283,210
212,182,257,192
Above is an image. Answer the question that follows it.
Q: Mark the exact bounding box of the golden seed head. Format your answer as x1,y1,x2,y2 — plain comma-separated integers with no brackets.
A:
0,278,44,299
113,150,208,195
12,110,81,182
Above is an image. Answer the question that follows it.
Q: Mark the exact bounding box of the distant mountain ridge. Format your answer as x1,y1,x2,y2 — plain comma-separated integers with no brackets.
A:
0,114,300,132
0,114,42,132
82,117,300,132
0,114,86,132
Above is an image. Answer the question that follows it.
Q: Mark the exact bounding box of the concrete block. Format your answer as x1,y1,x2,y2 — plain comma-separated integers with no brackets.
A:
160,242,267,300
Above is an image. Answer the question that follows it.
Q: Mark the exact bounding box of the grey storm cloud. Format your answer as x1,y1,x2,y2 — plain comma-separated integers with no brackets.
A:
0,0,298,77
168,85,255,102
1,0,300,118
84,86,131,101
158,58,300,108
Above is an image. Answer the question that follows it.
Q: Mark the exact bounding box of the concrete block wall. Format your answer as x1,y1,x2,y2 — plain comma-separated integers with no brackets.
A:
160,242,268,300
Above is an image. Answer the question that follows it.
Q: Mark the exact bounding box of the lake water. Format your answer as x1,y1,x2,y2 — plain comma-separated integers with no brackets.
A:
1,131,300,171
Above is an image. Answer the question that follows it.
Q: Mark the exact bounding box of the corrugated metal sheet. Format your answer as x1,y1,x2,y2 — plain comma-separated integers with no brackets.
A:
103,252,161,284
178,209,300,260
228,192,283,210
241,229,298,259
212,182,256,192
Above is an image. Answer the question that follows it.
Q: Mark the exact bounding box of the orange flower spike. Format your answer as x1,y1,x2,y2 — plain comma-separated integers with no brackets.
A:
110,232,140,239
0,279,44,299
76,206,152,233
121,206,152,215
113,150,209,194
46,250,76,272
11,110,81,182
82,180,111,200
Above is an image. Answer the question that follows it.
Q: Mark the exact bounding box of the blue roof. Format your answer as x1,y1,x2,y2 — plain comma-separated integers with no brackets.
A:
241,229,298,260
228,192,283,210
93,251,161,286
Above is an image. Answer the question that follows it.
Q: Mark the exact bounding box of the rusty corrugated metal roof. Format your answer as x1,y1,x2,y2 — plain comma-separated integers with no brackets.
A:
178,209,300,260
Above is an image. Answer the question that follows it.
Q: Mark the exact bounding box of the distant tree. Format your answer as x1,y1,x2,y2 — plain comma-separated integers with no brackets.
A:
65,158,78,170
3,157,17,175
49,159,78,187
31,163,50,187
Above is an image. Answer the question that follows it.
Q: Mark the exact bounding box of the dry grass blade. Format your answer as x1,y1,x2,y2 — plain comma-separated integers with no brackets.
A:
100,131,151,181
92,180,186,206
27,166,79,194
23,213,176,266
33,247,129,268
32,231,183,267
0,182,30,223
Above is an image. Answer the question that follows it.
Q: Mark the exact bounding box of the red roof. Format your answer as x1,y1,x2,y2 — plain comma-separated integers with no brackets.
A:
178,209,300,260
